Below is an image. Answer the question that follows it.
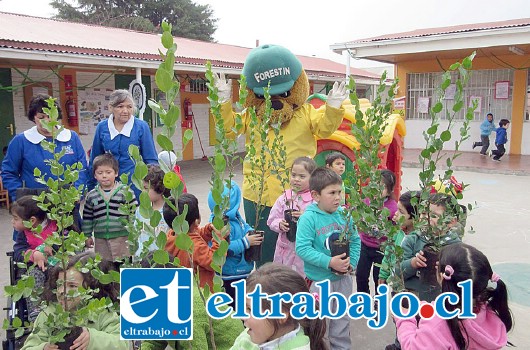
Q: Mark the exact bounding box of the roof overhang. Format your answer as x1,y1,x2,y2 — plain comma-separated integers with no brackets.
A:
330,27,530,63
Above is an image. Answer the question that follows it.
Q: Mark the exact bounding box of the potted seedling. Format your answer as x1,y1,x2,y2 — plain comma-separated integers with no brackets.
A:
413,53,476,286
243,86,276,261
3,98,120,349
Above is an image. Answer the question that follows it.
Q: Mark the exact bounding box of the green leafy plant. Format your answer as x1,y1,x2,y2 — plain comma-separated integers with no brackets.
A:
414,52,477,252
3,98,119,345
346,72,400,240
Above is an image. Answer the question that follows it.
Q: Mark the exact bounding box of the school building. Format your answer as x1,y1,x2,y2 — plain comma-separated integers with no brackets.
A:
0,11,381,162
331,18,530,155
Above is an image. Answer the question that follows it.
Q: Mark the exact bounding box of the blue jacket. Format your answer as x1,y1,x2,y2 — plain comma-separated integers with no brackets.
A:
208,181,254,280
88,117,158,197
1,127,87,201
479,117,495,136
295,203,360,281
495,127,508,145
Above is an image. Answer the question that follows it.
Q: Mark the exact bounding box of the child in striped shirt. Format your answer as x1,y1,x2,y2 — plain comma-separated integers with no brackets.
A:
82,153,137,261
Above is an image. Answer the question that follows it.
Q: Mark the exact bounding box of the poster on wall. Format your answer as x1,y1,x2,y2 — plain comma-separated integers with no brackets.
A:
417,96,430,114
494,81,510,99
468,96,482,113
77,88,113,135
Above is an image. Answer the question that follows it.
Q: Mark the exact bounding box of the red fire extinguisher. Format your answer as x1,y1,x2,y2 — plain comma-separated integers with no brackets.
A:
65,98,78,127
182,98,193,129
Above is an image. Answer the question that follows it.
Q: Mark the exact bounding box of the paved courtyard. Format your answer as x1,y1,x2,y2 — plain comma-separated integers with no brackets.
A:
1,149,529,348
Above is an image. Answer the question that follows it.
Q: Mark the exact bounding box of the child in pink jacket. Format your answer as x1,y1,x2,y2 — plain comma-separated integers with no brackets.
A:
267,157,316,278
395,243,512,349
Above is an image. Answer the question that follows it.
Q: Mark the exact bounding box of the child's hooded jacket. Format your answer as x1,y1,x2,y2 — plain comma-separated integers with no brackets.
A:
208,181,254,280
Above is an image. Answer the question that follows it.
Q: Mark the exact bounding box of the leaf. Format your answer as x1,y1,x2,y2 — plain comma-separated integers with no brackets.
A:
161,31,173,49
175,233,193,251
432,102,443,113
153,250,170,265
440,130,451,142
157,134,173,151
155,68,172,92
452,101,464,112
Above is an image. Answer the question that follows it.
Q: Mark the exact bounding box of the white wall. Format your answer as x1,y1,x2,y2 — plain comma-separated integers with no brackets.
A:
403,119,511,155
522,123,530,155
11,69,60,136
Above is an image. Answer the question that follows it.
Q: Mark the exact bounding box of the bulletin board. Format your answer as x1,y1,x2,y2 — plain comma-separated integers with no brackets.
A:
77,88,113,135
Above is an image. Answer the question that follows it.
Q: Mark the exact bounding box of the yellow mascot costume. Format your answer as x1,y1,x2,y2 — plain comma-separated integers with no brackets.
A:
215,44,347,265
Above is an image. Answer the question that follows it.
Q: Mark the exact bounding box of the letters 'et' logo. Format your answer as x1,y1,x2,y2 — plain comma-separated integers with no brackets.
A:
120,268,193,340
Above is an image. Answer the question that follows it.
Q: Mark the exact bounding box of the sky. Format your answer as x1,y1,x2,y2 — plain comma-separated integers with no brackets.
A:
1,0,529,68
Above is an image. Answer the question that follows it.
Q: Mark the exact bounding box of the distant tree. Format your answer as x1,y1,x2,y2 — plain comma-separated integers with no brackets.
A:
50,0,218,41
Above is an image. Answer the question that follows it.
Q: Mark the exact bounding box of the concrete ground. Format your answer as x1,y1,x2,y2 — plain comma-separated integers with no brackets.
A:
1,150,529,348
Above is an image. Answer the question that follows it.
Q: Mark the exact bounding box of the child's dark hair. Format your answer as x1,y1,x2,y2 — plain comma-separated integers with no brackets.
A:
27,94,62,122
163,193,200,229
429,192,460,218
381,169,396,200
499,119,510,127
43,251,120,304
438,243,513,349
399,191,420,219
292,156,317,175
11,195,47,223
246,263,326,350
144,165,171,197
92,152,119,175
309,167,342,193
324,152,345,166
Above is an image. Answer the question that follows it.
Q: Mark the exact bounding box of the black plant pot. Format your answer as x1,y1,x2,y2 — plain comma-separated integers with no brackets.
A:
244,230,263,262
284,209,298,242
329,238,350,275
56,326,83,350
419,245,440,287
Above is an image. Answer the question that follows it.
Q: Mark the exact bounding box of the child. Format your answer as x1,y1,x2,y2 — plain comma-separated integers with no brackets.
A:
472,112,495,156
397,193,462,302
295,167,360,350
12,195,60,321
356,169,398,294
267,156,317,278
164,193,228,290
207,181,262,306
378,190,420,286
82,153,138,261
396,243,513,349
325,152,346,206
22,251,128,350
231,263,326,350
157,150,187,192
135,165,171,257
489,119,510,161
140,254,244,350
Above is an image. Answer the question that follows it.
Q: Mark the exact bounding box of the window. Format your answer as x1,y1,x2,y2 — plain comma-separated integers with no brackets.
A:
406,69,513,120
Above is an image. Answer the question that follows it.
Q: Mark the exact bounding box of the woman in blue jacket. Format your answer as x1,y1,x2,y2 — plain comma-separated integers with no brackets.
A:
208,181,262,306
1,94,87,239
88,89,157,198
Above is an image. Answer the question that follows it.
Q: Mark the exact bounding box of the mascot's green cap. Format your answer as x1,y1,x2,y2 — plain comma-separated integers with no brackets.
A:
242,44,302,96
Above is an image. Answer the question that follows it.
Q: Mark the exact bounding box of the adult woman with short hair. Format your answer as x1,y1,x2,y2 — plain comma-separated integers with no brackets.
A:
1,94,88,238
88,89,157,198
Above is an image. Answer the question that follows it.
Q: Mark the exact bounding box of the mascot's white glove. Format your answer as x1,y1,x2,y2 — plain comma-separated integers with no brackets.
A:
326,81,348,109
213,72,232,103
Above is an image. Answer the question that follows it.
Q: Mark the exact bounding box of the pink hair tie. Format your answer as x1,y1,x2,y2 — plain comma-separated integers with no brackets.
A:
312,292,320,303
491,272,501,282
443,265,454,280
